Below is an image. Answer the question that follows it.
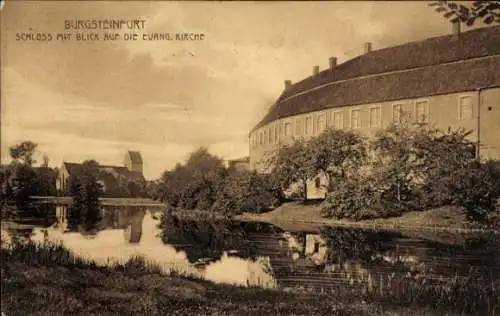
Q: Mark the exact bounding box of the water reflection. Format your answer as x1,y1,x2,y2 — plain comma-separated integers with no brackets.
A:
2,205,276,288
2,205,499,313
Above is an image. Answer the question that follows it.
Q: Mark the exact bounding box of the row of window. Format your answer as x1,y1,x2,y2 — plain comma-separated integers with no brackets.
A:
251,95,475,148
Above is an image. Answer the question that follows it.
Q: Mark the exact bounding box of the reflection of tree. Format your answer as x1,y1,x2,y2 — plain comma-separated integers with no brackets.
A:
423,233,500,278
159,215,284,263
320,227,397,265
160,215,245,262
67,160,102,232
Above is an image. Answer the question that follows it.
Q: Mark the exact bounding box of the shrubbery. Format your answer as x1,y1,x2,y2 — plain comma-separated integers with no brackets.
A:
318,123,500,225
213,169,280,216
447,161,500,225
157,124,500,226
158,147,280,216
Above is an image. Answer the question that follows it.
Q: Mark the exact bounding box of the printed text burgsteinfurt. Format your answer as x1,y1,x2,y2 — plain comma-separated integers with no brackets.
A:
64,19,147,30
14,18,206,42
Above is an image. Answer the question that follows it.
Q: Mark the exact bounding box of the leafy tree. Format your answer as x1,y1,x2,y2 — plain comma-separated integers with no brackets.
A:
127,180,145,198
1,144,56,219
321,123,489,221
33,165,57,197
4,163,39,209
67,160,102,232
369,122,438,211
0,165,14,206
308,128,367,190
144,180,162,200
429,1,500,25
321,175,380,220
448,160,500,225
9,141,38,166
159,147,227,211
213,168,279,216
415,127,477,208
268,138,315,202
160,163,191,207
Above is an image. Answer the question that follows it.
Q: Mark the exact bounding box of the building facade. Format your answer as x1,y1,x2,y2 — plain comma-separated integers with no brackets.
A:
56,150,145,196
249,24,500,199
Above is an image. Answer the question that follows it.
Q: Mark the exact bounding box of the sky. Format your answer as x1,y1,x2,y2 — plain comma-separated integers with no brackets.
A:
0,1,468,179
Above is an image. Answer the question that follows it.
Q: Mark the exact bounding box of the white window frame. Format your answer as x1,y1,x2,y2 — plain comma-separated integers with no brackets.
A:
333,110,344,129
414,98,430,123
392,103,404,123
369,105,382,128
304,116,312,135
350,108,361,129
295,118,303,136
327,110,334,127
316,113,326,134
283,122,292,137
457,94,474,120
274,123,279,143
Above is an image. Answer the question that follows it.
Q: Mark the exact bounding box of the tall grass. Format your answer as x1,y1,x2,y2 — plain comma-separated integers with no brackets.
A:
363,270,500,315
281,264,499,316
0,239,200,280
2,239,498,315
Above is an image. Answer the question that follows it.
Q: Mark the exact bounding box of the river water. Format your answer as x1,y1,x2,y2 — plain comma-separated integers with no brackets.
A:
2,205,500,312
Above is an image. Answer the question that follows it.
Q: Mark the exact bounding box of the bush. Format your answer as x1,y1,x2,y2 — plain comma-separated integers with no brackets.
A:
321,173,405,221
448,161,500,225
159,148,226,211
319,123,500,225
213,169,279,216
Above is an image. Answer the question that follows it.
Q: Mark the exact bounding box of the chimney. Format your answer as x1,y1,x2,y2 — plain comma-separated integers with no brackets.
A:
313,65,320,76
284,80,292,89
329,57,337,69
363,42,372,54
452,20,461,36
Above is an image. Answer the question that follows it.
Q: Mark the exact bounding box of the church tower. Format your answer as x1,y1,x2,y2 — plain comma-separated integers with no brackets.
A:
124,151,143,174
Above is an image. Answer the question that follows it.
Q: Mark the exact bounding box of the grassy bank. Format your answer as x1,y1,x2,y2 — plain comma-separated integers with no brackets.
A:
236,203,500,234
0,240,384,316
2,237,498,315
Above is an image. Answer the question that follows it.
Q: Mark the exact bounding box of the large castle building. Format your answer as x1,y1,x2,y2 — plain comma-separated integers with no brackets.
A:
249,23,500,199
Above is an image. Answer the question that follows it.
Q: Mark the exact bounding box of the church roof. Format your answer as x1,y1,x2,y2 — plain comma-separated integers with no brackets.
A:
252,25,500,132
62,162,144,182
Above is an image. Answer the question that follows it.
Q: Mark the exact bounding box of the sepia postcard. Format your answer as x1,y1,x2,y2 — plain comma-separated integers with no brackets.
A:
1,1,499,315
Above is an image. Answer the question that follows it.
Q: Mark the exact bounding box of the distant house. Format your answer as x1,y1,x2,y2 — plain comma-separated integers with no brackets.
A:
227,156,250,171
56,151,145,196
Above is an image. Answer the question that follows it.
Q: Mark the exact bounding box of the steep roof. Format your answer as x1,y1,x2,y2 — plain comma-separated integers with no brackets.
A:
126,151,143,164
62,162,144,182
252,25,500,132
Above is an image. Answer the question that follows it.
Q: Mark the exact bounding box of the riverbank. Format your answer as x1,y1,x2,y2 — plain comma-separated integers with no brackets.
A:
0,241,419,316
235,202,500,234
2,231,497,315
